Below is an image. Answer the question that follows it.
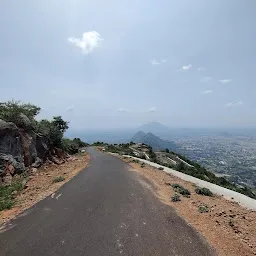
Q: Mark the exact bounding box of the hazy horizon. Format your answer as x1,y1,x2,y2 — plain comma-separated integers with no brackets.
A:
1,0,256,130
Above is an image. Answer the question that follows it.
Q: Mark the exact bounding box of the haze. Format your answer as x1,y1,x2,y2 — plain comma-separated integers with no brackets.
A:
1,0,255,131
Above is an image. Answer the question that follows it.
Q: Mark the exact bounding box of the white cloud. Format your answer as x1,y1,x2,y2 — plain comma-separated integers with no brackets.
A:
116,108,130,112
200,77,212,82
225,100,244,107
150,58,166,66
201,90,213,95
197,67,205,71
148,107,157,112
150,59,160,66
68,31,103,54
181,64,192,71
219,79,232,84
66,106,74,112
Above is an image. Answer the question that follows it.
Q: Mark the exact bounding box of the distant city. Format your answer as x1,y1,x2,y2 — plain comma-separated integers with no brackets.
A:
175,135,256,188
69,122,256,189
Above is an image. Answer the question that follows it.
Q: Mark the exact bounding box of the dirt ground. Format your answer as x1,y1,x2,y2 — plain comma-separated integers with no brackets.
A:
0,152,90,225
122,157,256,256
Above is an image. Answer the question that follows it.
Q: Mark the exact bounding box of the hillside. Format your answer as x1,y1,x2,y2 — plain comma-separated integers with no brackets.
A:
131,131,178,151
0,100,87,211
103,142,256,200
137,122,171,136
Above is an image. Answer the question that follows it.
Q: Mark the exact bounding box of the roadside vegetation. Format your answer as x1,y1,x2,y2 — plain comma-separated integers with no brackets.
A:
171,184,191,197
168,151,256,199
195,187,214,197
0,177,27,211
104,143,136,156
52,176,65,183
171,193,181,202
100,141,256,199
198,204,209,213
0,100,87,210
0,100,86,155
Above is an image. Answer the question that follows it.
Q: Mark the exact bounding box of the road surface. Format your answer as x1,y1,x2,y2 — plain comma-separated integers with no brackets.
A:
0,148,214,256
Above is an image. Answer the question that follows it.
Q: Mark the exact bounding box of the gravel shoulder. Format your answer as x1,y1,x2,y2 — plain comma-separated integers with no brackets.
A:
124,156,256,210
0,152,90,225
120,155,256,256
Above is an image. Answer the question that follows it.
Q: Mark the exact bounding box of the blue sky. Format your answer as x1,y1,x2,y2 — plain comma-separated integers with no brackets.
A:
1,0,255,130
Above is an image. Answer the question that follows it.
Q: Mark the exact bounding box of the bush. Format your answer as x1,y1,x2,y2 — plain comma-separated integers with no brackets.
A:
228,218,235,227
158,167,164,170
141,162,145,168
92,141,105,146
198,204,209,213
0,179,26,211
195,187,213,197
171,193,181,202
172,184,191,197
61,138,86,155
36,117,69,148
52,176,65,183
0,100,40,128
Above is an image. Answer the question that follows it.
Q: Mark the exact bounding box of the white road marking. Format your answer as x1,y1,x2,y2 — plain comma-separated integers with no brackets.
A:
120,223,129,229
56,193,62,200
116,239,124,254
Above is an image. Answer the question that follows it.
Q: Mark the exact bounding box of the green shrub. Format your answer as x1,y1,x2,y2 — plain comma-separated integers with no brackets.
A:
0,100,40,128
172,184,191,197
0,179,25,211
36,117,69,148
158,167,164,170
198,204,209,213
61,138,86,155
195,187,213,197
52,176,65,183
228,218,235,227
171,193,181,202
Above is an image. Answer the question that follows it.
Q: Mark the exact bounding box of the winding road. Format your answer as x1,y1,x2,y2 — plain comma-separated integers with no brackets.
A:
0,148,214,256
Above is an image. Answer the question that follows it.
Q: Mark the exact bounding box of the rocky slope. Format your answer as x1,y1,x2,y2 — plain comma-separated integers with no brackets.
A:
0,118,68,183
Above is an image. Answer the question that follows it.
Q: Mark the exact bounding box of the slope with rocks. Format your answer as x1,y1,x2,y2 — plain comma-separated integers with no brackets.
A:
0,100,87,212
0,118,68,183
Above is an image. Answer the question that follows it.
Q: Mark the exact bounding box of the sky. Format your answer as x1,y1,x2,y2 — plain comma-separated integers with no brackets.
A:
1,0,256,130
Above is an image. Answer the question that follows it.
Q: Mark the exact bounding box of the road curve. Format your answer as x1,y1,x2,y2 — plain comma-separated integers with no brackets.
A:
0,148,214,256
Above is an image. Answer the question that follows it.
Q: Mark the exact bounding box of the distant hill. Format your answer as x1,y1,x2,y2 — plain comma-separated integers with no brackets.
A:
137,122,171,137
131,131,178,151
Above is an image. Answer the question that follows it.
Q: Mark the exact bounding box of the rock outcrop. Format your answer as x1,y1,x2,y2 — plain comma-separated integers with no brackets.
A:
0,119,68,182
0,120,25,177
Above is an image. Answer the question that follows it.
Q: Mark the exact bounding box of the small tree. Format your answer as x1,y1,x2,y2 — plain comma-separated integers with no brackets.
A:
36,116,68,148
73,138,86,147
52,116,69,133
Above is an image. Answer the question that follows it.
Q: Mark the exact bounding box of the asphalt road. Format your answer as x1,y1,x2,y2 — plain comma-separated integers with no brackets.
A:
0,148,214,256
